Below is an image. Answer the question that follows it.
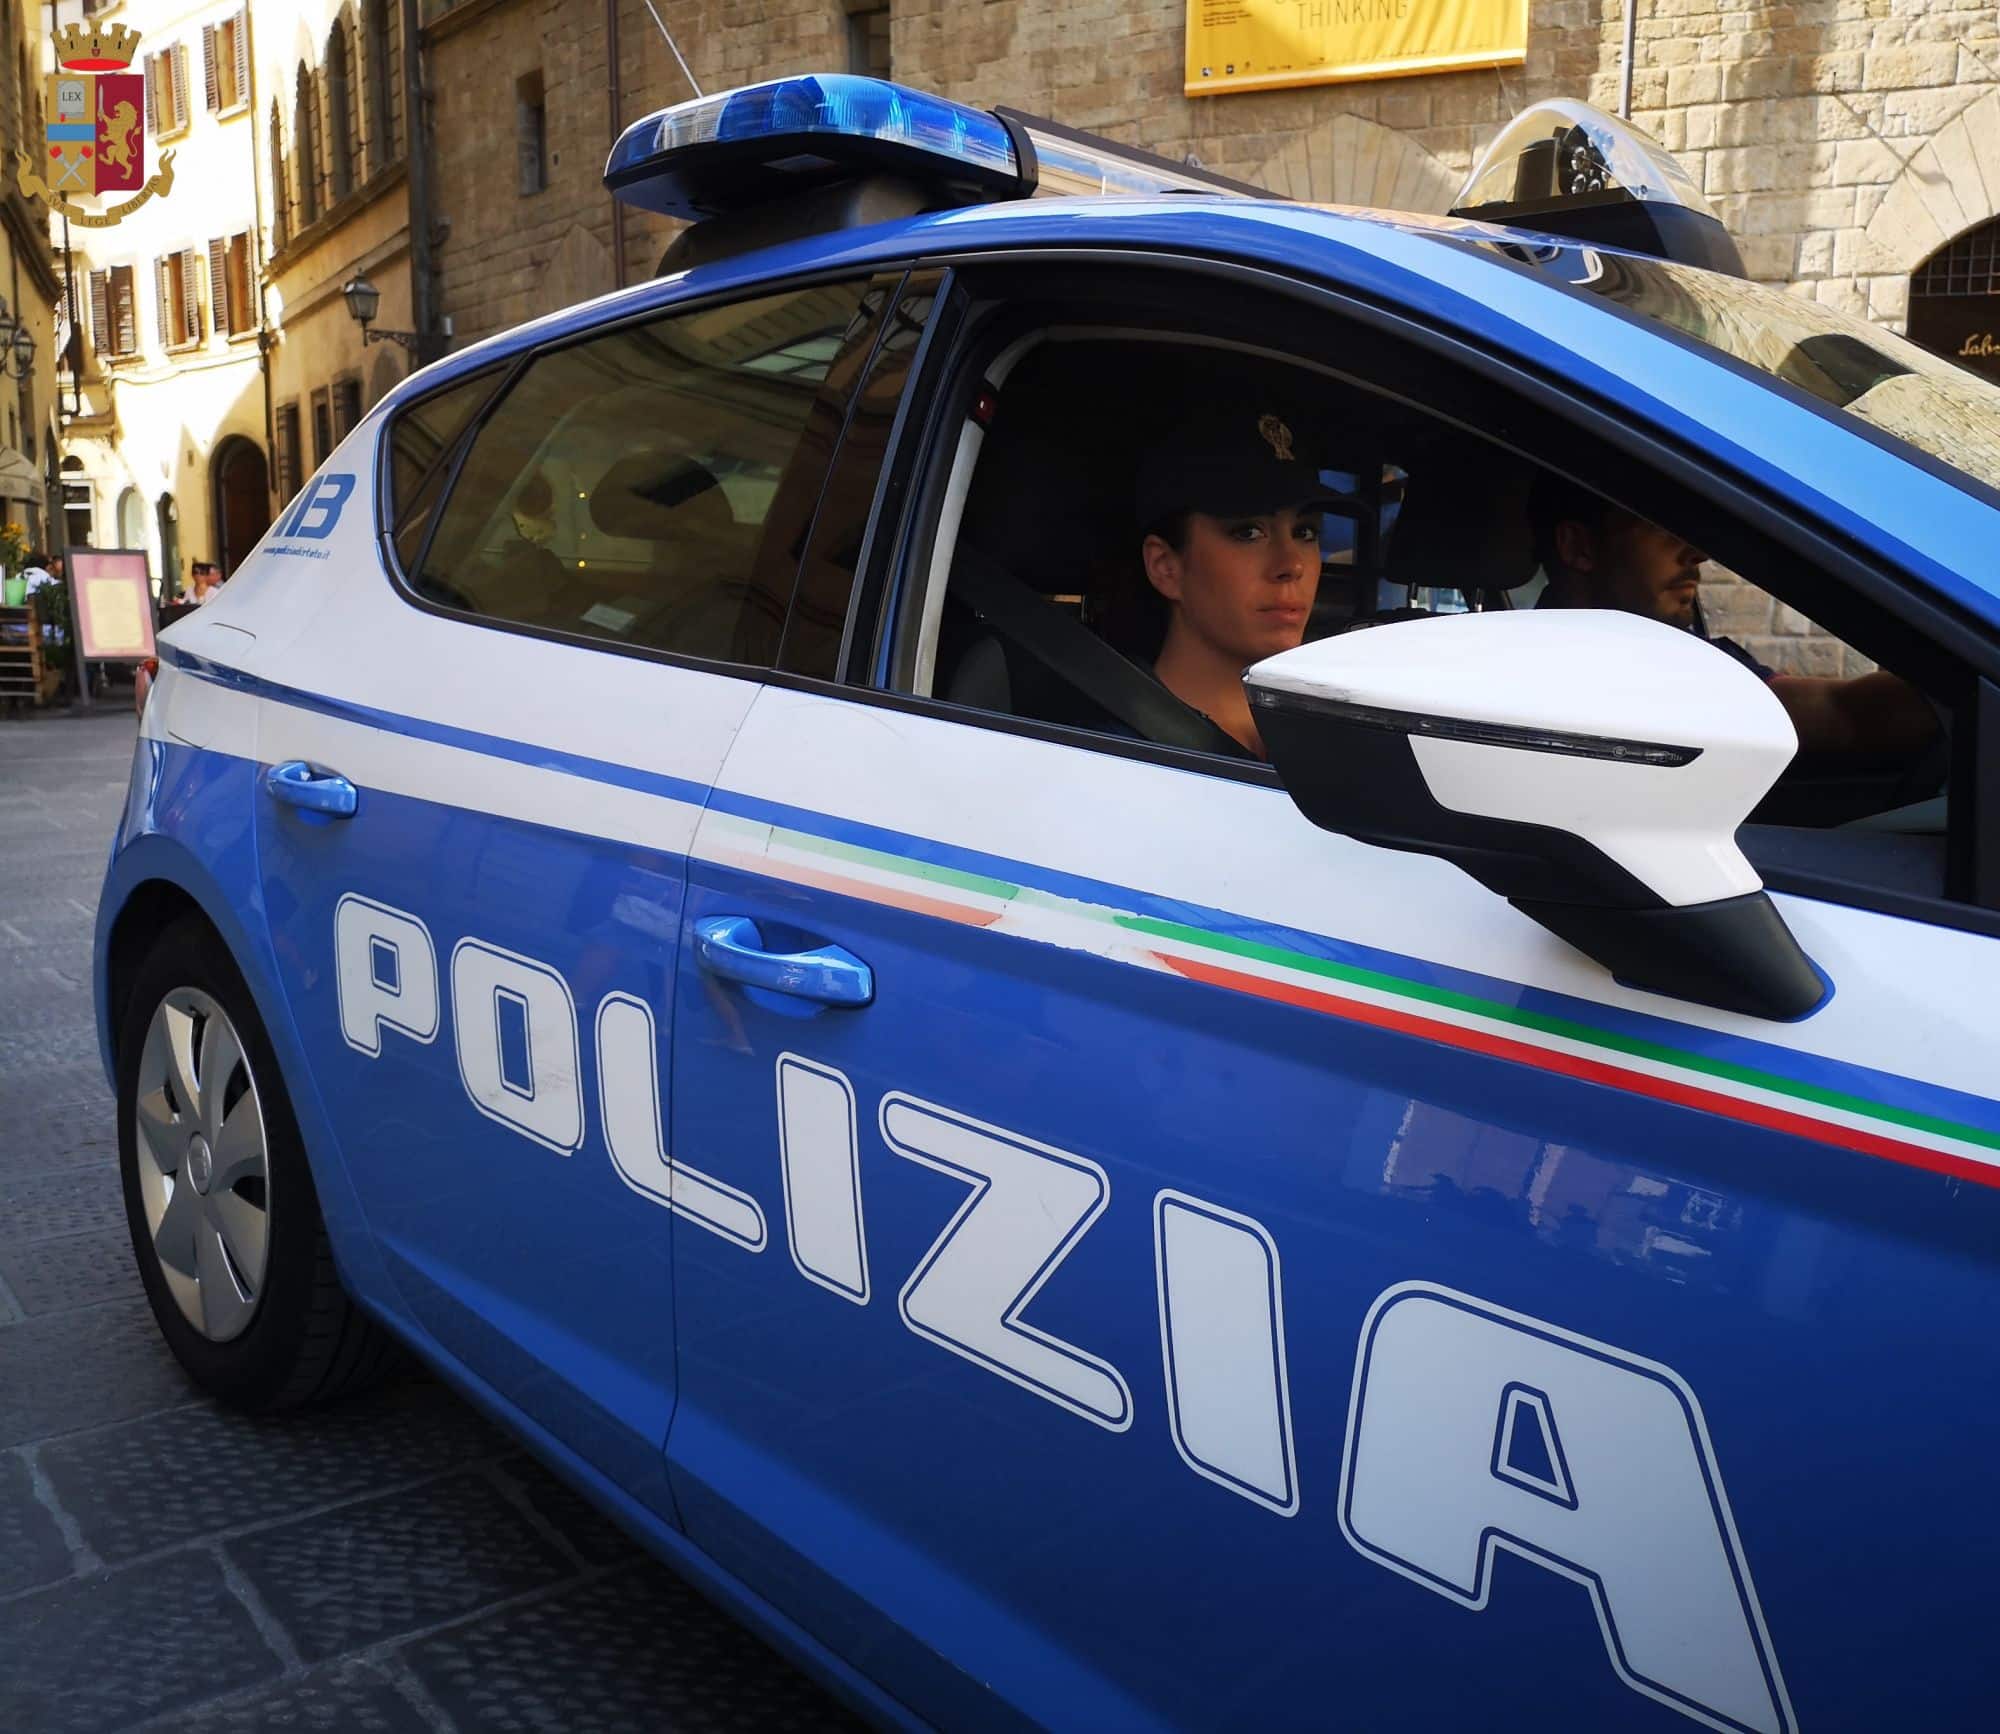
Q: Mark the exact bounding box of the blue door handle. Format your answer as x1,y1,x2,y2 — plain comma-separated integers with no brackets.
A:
693,916,873,1007
263,759,359,818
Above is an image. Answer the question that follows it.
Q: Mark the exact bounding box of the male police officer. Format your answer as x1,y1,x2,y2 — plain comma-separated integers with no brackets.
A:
1530,476,1937,758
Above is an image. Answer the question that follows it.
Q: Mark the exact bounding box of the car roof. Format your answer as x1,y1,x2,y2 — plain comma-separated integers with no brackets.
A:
375,195,2000,635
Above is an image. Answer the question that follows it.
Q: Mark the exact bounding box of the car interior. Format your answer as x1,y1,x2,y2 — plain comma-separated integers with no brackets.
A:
895,324,1956,897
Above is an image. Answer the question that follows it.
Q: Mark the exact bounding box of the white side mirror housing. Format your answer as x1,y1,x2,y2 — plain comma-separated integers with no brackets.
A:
1248,610,1825,1019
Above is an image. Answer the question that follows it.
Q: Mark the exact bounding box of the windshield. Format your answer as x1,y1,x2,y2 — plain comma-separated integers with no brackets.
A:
1520,244,2000,496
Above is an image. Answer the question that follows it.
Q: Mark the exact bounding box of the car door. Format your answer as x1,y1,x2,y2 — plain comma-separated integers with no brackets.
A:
662,258,2000,1733
250,272,899,1501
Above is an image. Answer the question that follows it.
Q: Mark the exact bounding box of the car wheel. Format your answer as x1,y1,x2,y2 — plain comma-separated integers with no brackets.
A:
118,916,394,1410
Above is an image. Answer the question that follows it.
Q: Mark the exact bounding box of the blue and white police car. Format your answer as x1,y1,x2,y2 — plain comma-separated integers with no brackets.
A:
97,77,2000,1733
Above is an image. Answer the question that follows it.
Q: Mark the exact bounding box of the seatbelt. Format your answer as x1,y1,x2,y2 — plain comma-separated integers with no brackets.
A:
951,550,1246,758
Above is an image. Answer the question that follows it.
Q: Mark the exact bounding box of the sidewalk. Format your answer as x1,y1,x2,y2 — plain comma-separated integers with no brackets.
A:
0,712,853,1733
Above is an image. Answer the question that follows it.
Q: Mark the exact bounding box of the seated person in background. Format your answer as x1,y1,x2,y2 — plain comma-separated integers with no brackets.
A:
1529,476,1937,757
1135,402,1336,757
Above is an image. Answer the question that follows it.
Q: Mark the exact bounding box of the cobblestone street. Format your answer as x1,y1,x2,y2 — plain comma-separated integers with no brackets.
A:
0,712,856,1733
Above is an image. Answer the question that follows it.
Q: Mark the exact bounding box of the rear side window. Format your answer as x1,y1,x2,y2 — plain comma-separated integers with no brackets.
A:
388,365,506,571
402,280,873,667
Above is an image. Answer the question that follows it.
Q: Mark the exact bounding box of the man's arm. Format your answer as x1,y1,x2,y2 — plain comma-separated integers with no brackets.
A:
1768,670,1939,755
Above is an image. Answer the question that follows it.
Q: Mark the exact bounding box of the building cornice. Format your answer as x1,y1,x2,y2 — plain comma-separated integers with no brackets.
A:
265,161,409,282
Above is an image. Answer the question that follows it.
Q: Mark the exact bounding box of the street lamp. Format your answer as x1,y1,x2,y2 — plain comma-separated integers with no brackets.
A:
0,297,38,382
342,272,422,354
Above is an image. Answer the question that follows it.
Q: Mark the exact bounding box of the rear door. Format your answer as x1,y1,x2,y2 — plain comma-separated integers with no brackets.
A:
661,254,2000,1732
250,273,897,1500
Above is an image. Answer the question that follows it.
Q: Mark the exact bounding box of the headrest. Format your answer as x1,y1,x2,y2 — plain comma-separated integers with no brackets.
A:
1383,455,1540,593
589,456,736,542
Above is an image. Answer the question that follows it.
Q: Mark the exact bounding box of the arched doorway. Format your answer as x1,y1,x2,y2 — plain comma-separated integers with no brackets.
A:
212,437,272,576
116,486,145,553
1907,216,2000,385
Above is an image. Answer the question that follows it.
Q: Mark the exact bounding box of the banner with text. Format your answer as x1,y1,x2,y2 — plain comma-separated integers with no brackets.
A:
1185,0,1528,95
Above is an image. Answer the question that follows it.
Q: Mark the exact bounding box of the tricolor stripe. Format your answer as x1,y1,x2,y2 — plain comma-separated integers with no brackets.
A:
700,810,2000,1189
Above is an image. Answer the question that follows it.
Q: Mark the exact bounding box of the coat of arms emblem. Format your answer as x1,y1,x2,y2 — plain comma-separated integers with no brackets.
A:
17,23,175,226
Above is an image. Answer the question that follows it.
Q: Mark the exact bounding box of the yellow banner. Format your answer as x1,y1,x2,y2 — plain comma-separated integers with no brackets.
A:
1185,0,1528,96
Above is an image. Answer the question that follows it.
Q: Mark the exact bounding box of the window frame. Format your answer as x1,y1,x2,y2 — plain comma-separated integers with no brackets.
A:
372,265,916,681
823,250,2000,938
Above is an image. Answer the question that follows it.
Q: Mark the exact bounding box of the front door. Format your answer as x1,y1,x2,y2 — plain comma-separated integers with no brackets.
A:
660,266,2000,1732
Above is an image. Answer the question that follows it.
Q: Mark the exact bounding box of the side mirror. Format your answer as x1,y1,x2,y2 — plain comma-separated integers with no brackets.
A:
1248,610,1826,1021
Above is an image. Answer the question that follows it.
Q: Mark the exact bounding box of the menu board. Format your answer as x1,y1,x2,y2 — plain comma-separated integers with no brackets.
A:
69,548,156,661
1186,0,1528,96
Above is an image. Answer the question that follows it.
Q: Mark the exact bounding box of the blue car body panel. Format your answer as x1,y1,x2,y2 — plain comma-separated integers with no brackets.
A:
97,172,2000,1734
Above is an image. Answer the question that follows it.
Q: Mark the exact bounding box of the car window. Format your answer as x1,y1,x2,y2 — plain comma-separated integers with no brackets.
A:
402,280,872,666
874,315,1971,910
387,364,507,572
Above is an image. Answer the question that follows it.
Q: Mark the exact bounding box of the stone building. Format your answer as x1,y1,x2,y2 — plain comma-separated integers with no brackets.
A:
0,1,70,557
56,0,266,590
399,0,1998,673
254,0,413,506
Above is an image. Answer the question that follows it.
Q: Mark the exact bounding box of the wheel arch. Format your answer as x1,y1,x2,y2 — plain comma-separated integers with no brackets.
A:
93,836,406,1325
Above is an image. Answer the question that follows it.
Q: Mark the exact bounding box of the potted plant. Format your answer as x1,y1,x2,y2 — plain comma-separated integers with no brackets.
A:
0,521,28,606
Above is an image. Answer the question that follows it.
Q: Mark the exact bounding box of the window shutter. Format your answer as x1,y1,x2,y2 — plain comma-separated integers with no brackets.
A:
144,58,158,132
202,25,219,112
170,44,189,132
154,259,171,349
207,237,228,333
233,16,250,114
181,247,202,343
114,268,137,354
88,270,109,358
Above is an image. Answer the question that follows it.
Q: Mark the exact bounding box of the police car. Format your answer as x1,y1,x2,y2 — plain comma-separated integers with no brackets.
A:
97,76,2000,1733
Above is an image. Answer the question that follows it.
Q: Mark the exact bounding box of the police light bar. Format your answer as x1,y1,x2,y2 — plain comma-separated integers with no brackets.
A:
606,76,1022,221
606,74,1263,230
1450,99,1745,277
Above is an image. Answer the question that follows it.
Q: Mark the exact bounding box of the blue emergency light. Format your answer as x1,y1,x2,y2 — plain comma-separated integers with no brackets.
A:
605,76,1026,221
605,74,1261,236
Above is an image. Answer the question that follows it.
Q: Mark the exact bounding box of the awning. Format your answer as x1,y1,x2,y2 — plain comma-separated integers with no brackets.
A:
0,448,46,505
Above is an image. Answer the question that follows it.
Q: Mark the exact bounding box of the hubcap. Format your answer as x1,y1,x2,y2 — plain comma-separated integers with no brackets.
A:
131,987,271,1343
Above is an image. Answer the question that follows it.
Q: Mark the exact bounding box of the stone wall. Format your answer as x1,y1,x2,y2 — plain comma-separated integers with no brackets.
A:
425,0,853,346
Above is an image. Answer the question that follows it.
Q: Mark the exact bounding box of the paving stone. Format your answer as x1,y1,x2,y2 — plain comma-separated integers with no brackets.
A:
0,1094,117,1176
228,1473,573,1662
150,1660,436,1734
491,1454,645,1569
44,1375,511,1565
0,1227,137,1316
0,1296,195,1448
0,1548,282,1732
0,1450,75,1598
405,1563,860,1733
0,1164,129,1243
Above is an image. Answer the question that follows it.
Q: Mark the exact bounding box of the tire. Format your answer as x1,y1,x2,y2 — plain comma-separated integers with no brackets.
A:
117,915,395,1410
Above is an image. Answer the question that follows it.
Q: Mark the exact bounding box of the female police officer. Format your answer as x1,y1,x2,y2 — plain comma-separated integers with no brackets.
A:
1131,399,1335,758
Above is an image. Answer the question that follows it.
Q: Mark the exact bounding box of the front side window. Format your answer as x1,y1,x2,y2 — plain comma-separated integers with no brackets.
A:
401,280,873,667
883,309,1968,907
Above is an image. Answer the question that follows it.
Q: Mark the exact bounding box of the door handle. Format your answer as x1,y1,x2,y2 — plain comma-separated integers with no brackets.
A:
693,916,873,1007
263,759,359,818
